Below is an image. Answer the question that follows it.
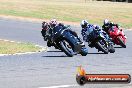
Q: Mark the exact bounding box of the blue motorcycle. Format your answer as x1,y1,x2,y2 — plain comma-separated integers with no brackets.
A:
42,25,88,57
87,27,115,54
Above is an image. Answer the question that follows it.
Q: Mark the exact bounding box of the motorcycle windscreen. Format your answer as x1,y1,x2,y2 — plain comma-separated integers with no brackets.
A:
86,27,94,35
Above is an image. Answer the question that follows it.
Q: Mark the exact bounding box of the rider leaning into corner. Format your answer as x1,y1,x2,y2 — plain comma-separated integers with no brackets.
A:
102,19,126,37
41,19,84,47
102,19,119,34
80,19,110,44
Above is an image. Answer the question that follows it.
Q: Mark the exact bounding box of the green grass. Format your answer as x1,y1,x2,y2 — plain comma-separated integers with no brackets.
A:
0,40,42,54
0,0,131,28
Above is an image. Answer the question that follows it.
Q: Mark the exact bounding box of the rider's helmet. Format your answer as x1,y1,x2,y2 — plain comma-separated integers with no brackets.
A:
93,24,101,31
42,21,49,30
81,20,88,28
104,19,109,25
93,25,99,29
49,19,57,28
110,21,114,26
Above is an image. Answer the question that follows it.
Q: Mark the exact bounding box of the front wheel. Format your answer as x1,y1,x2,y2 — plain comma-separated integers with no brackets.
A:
59,40,74,57
80,47,88,56
108,44,115,53
96,40,109,54
118,37,126,48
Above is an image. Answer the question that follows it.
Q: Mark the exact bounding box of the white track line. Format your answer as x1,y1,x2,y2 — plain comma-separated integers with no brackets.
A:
38,84,78,88
113,86,132,88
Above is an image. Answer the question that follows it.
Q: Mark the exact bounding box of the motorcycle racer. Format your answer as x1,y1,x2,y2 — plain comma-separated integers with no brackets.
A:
41,19,88,56
102,19,127,48
102,19,119,34
81,20,115,53
81,20,110,43
81,20,94,42
41,19,83,47
49,19,80,39
102,19,126,39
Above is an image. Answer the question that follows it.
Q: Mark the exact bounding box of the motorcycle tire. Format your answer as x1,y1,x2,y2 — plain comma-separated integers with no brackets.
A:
108,44,115,53
47,41,52,47
118,37,126,48
80,47,88,56
96,40,109,54
60,40,74,57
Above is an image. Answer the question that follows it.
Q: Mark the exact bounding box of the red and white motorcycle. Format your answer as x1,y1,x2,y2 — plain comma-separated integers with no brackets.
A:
108,26,127,48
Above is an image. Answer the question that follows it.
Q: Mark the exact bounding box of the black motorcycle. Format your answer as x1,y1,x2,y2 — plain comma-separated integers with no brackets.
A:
41,25,88,57
87,28,115,54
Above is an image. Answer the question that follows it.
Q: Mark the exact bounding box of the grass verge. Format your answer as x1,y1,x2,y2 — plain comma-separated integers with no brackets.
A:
0,40,42,54
0,0,131,28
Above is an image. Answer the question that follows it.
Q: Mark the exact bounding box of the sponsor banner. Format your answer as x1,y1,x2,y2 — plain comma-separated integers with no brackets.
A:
76,66,131,85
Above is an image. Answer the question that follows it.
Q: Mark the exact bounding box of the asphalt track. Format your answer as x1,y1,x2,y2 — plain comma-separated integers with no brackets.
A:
0,18,132,88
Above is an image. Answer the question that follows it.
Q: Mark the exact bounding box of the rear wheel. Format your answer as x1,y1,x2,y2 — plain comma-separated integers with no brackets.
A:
96,39,109,54
60,40,74,57
118,37,126,48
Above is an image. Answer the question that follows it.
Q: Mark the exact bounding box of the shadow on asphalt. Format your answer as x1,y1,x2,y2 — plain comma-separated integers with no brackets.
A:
47,51,62,52
114,46,123,48
43,50,67,57
42,55,68,57
88,52,106,54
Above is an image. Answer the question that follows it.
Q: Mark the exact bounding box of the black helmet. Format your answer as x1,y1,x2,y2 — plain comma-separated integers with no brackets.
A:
42,21,49,30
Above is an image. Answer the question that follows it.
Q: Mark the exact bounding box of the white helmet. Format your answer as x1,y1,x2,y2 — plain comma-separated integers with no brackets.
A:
81,20,88,28
93,24,100,30
104,19,109,25
49,19,57,27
